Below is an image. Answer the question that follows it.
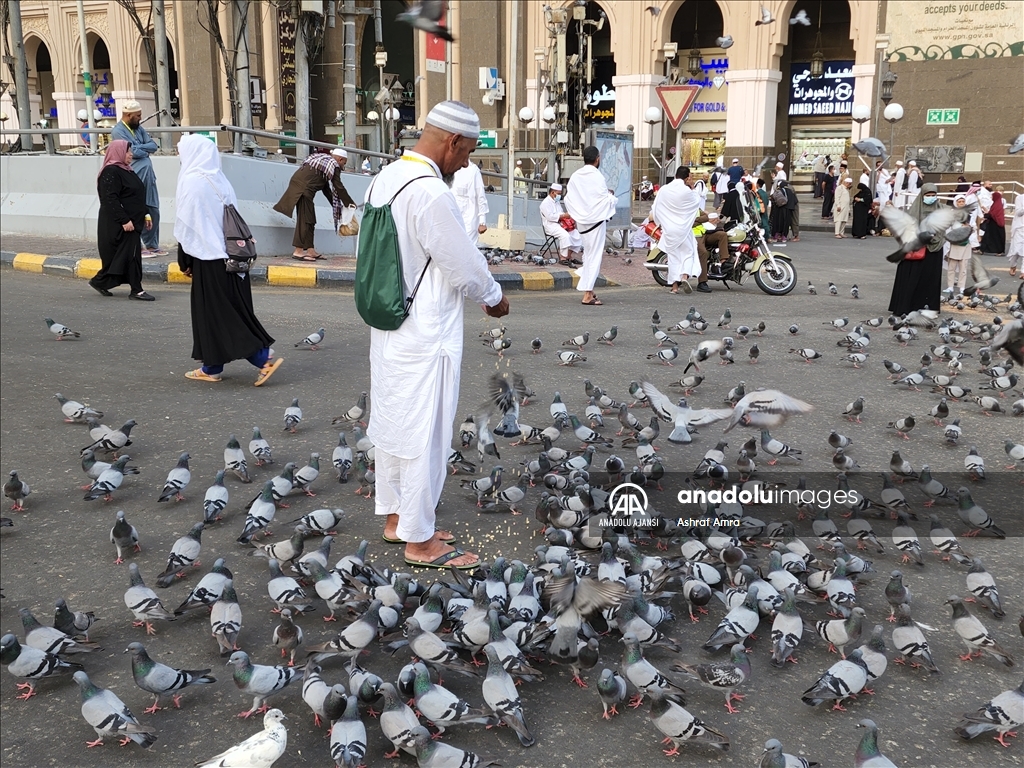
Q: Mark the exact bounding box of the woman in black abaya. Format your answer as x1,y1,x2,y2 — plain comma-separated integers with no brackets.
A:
851,182,871,238
888,183,944,316
90,139,155,300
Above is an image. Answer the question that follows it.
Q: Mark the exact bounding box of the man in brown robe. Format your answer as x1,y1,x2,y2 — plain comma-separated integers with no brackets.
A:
273,148,355,260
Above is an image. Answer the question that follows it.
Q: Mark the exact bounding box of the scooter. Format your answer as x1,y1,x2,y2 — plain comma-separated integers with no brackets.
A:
644,221,797,296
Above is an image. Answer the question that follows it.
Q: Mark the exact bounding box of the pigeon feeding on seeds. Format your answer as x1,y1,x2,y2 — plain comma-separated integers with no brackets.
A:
84,455,132,502
760,738,818,768
56,393,102,423
81,419,136,458
295,327,325,350
558,350,587,366
828,282,838,295
45,318,81,339
954,680,1024,748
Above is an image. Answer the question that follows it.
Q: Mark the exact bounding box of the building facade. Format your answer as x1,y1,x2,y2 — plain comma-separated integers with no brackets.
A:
3,1,1021,186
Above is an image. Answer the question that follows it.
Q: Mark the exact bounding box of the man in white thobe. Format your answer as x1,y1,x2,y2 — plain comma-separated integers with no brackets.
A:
364,101,509,570
539,183,582,263
563,145,617,306
513,160,527,194
905,160,922,207
875,161,891,204
771,162,787,194
892,161,906,209
713,167,730,208
651,166,701,294
451,161,488,246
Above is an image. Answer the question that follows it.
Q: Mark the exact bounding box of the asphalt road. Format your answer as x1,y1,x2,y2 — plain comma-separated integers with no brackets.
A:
1,232,1021,768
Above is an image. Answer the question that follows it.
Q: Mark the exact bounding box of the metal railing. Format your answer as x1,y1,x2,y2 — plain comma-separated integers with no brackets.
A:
0,124,556,191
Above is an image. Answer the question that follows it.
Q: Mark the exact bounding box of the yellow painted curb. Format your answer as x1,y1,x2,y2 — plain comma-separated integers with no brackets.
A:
521,271,554,291
570,273,580,288
267,264,317,287
167,263,192,283
12,253,47,272
76,258,103,280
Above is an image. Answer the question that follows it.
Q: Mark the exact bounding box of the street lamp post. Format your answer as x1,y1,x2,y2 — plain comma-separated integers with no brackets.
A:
851,103,872,194
645,106,662,184
883,102,903,167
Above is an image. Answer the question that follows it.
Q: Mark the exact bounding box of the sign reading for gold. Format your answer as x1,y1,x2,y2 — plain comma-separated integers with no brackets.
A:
886,2,1024,60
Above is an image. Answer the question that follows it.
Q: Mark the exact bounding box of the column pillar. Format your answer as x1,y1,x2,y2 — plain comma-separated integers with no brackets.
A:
724,69,782,164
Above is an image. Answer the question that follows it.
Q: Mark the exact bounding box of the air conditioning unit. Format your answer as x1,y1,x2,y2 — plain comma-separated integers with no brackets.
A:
300,0,323,14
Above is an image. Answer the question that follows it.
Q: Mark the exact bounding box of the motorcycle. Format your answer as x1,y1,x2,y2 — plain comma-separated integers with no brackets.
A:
643,220,797,296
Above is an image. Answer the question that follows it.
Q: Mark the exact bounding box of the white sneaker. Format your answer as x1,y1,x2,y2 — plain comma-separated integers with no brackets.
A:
140,250,157,259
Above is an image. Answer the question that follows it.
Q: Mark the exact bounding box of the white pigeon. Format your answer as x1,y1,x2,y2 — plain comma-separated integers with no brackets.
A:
55,393,102,423
640,381,731,443
249,426,274,466
715,35,734,49
790,9,811,25
195,708,288,767
755,5,775,25
157,452,191,503
723,390,813,433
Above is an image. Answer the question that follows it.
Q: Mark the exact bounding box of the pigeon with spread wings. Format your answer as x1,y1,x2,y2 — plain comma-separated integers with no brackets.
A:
723,390,813,433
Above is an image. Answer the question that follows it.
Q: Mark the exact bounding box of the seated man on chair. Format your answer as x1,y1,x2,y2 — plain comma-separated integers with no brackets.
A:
540,183,583,264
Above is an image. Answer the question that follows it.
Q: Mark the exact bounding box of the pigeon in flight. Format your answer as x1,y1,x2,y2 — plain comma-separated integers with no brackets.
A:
397,1,454,42
755,5,775,25
790,9,811,25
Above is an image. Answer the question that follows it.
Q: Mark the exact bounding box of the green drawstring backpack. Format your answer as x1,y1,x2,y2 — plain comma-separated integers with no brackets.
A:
355,175,433,330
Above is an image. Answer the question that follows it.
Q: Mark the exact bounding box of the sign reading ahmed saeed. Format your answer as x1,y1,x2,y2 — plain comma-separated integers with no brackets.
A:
886,2,1024,60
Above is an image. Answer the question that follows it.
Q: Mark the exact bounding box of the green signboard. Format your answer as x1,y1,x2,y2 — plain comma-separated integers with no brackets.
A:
926,109,960,125
279,130,296,148
478,130,497,148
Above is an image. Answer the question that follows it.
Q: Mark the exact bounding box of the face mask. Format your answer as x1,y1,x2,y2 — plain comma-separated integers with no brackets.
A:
923,195,938,204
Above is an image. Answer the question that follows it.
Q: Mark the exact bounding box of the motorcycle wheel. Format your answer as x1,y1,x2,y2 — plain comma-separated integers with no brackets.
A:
651,252,670,286
754,255,797,295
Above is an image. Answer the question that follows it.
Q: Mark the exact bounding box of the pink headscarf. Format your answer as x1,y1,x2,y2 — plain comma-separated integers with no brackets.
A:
98,139,133,180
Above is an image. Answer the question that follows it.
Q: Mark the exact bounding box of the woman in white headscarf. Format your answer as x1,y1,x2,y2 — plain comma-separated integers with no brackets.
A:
174,134,281,385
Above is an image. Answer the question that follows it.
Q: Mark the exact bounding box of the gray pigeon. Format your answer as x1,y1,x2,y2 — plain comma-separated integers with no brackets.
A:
266,557,313,614
801,649,869,710
760,738,819,768
224,435,251,483
4,471,30,510
620,632,687,707
272,608,304,667
307,599,381,668
56,393,102,423
211,580,243,657
175,558,232,615
402,724,498,767
715,35,734,49
238,481,278,544
284,398,302,433
329,694,367,767
80,419,136,457
292,453,320,496
482,645,535,746
203,470,229,522
881,205,960,263
945,596,1014,667
301,660,332,726
226,650,304,718
966,558,1004,618
1009,132,1024,154
124,564,176,635
74,670,156,749
332,433,353,482
156,522,204,587
20,607,98,655
954,680,1024,748
53,598,98,641
195,708,288,767
851,137,887,158
157,452,191,502
296,327,325,350
0,633,83,698
250,426,274,466
891,603,939,674
410,661,494,732
956,487,1005,538
45,317,80,339
647,687,729,754
378,681,420,757
672,643,751,713
125,641,215,712
332,392,368,427
397,1,454,41
597,668,627,719
84,455,132,501
854,719,898,767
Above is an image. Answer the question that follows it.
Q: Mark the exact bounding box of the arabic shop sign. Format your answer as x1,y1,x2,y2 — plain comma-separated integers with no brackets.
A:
584,84,616,124
788,61,855,117
687,56,729,120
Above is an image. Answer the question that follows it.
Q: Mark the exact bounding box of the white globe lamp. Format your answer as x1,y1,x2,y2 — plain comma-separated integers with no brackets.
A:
518,106,534,123
644,106,663,124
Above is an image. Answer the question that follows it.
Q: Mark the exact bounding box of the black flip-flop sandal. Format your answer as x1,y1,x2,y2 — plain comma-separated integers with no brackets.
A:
405,548,477,570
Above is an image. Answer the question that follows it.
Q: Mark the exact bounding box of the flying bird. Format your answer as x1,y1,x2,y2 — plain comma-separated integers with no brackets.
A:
397,1,454,42
715,35,734,49
790,9,811,25
881,206,961,263
755,5,775,25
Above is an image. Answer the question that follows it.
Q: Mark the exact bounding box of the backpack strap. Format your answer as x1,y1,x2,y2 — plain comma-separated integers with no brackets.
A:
366,173,437,320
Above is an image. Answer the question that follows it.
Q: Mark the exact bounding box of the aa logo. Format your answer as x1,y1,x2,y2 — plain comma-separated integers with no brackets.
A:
607,483,649,518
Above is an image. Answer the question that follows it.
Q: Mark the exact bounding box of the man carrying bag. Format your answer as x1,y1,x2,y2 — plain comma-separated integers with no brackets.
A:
354,101,509,570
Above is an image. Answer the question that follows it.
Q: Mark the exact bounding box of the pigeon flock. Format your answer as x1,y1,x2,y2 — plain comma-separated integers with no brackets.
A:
3,264,1024,768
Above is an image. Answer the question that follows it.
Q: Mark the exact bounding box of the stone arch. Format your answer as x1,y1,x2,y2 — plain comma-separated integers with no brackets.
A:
770,0,866,70
23,34,55,121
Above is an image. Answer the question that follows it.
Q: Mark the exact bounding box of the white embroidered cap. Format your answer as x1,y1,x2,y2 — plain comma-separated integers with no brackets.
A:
550,183,563,191
424,100,481,140
120,100,142,114
331,148,348,159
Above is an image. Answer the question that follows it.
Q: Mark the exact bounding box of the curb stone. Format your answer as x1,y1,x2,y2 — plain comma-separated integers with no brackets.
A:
1,251,613,292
